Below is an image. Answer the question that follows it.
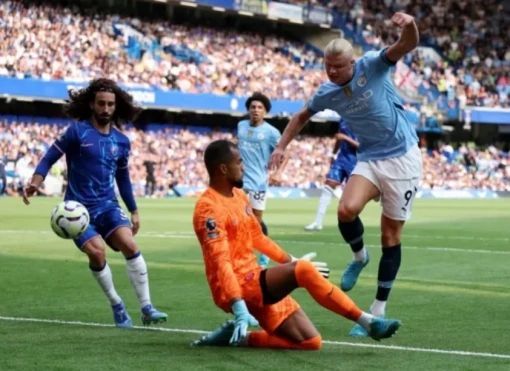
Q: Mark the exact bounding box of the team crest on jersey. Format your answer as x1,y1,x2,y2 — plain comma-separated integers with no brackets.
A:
248,130,253,137
205,218,217,232
257,133,264,140
357,76,367,87
111,145,119,158
245,205,252,216
205,217,219,239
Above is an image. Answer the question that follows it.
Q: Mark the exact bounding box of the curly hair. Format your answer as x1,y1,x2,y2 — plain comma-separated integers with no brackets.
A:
245,92,272,113
63,78,143,127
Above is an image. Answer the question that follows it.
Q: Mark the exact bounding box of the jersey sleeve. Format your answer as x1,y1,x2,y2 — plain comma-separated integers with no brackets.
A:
34,124,77,179
239,192,289,264
363,48,396,76
117,140,131,169
269,128,281,152
193,200,243,302
115,141,137,212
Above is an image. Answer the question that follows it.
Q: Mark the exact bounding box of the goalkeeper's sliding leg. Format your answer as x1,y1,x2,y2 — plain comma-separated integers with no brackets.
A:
191,259,401,350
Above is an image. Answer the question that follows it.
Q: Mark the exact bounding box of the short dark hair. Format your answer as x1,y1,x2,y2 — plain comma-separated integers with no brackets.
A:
245,92,271,113
204,140,238,176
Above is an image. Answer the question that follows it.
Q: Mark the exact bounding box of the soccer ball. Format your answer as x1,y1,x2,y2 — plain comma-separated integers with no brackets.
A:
50,201,90,239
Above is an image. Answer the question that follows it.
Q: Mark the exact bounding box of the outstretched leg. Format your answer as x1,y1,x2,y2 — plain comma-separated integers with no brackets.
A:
80,235,131,328
107,226,168,326
337,174,379,292
192,261,401,348
261,261,400,340
247,309,322,350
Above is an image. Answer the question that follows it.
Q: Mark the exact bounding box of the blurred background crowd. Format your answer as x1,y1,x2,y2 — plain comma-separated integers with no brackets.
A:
1,119,509,198
1,0,508,106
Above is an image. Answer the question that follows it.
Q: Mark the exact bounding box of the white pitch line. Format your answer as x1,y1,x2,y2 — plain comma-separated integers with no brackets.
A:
1,230,509,255
0,316,509,360
2,229,510,242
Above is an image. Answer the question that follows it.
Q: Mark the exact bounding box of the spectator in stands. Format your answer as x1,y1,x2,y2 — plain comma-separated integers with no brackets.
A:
2,117,509,196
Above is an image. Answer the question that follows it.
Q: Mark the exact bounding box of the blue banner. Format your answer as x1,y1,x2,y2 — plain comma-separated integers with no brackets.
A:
191,0,234,7
4,77,504,126
462,107,510,125
302,6,333,25
0,77,311,116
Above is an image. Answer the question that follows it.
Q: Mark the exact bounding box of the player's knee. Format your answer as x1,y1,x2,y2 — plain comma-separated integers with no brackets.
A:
299,335,322,351
337,201,359,222
85,247,105,267
381,231,401,247
294,260,316,284
381,218,404,246
325,179,337,189
116,239,138,256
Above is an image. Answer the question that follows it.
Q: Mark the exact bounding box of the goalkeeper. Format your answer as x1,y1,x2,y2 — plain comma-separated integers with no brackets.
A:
191,139,401,350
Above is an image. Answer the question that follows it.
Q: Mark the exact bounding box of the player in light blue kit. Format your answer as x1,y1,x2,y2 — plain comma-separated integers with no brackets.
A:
23,78,167,328
269,13,422,337
237,93,286,269
305,118,358,231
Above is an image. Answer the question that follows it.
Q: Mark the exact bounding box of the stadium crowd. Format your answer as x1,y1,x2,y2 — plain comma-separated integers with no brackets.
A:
349,0,510,108
1,0,508,107
0,0,323,101
1,120,509,198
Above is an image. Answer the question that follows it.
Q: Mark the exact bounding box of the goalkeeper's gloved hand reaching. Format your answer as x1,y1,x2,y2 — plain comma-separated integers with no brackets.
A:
230,299,259,345
291,252,330,279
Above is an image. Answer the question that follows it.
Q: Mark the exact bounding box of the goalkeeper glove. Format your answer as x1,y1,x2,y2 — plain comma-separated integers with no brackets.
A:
230,299,259,345
291,252,330,279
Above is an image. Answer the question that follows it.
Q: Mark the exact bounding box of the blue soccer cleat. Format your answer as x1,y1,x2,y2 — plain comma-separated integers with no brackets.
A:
141,304,168,326
190,320,235,347
348,323,369,338
349,311,383,338
258,254,270,269
349,316,401,341
368,317,401,341
340,252,370,292
112,301,132,328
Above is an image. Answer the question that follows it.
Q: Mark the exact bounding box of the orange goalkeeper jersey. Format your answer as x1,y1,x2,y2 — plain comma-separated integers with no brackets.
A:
193,187,289,310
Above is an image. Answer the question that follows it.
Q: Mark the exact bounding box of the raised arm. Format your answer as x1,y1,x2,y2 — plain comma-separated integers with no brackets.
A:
385,12,420,63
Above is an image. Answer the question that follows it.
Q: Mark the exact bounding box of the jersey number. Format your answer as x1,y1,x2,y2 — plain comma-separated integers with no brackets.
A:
253,192,266,201
402,187,418,210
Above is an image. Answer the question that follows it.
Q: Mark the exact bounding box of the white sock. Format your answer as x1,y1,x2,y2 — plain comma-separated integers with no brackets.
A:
356,312,374,331
126,252,151,309
314,186,334,225
90,262,122,306
354,247,367,262
370,299,387,317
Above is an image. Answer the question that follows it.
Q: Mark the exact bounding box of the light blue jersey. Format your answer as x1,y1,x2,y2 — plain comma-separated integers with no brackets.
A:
237,120,281,192
307,48,418,162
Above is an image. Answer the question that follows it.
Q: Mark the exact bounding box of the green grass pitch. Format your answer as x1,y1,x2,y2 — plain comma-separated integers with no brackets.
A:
1,197,509,370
